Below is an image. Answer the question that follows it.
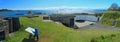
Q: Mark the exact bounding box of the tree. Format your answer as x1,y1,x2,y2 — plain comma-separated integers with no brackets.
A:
108,3,119,11
118,7,120,11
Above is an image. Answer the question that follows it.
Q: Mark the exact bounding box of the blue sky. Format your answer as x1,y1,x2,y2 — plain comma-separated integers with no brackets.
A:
0,0,120,10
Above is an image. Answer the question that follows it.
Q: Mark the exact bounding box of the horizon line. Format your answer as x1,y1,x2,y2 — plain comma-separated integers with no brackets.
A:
1,6,108,10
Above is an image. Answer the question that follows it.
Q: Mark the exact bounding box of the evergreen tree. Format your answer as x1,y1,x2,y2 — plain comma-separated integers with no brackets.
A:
118,7,120,11
108,3,119,11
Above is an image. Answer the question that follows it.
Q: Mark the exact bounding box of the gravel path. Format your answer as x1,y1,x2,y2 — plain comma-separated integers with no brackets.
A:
77,23,120,30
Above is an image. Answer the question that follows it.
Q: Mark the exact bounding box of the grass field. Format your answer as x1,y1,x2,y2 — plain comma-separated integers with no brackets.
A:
5,16,120,42
100,11,120,27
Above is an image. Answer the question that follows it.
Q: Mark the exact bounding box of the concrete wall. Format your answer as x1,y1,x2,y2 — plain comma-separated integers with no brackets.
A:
4,17,20,33
75,15,99,22
49,13,102,28
0,15,21,41
50,14,75,28
0,20,9,41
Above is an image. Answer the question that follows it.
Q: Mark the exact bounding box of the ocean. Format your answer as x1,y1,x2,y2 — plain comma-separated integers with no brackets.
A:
0,10,55,18
0,9,107,18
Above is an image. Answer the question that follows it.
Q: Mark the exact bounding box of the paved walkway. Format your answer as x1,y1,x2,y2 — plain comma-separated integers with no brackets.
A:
76,22,120,30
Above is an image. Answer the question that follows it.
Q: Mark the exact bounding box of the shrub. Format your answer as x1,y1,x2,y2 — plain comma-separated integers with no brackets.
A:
90,38,98,42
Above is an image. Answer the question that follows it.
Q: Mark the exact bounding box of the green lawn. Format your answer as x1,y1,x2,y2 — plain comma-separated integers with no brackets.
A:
100,11,120,27
97,11,120,42
5,16,120,42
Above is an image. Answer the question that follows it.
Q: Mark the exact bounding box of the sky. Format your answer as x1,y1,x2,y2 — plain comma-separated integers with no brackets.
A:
0,0,120,10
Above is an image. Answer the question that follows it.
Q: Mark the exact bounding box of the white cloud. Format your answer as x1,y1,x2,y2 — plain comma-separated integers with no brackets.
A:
38,6,106,10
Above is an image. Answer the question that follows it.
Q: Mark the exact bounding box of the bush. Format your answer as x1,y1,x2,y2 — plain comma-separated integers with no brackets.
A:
100,35,105,39
111,34,116,37
90,38,97,42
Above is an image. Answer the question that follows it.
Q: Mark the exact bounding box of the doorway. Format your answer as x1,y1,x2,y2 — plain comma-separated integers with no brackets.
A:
0,31,5,41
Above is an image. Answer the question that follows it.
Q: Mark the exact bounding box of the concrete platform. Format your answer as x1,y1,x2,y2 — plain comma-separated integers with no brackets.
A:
75,21,94,28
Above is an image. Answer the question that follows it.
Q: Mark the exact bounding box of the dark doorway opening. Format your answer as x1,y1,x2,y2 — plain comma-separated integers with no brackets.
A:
0,31,5,41
43,16,50,20
12,18,20,32
76,20,85,23
70,18,74,27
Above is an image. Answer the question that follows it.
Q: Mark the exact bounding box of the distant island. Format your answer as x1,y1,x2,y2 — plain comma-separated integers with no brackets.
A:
0,9,12,12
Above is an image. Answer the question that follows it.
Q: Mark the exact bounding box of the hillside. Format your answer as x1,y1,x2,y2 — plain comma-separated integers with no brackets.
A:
99,11,120,42
5,16,120,42
100,11,120,27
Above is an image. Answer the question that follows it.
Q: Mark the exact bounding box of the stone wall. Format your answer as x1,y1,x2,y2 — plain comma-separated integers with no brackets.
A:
4,17,20,33
0,19,9,41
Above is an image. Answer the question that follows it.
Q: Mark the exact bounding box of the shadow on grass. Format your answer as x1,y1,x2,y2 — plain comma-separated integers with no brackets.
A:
22,38,37,42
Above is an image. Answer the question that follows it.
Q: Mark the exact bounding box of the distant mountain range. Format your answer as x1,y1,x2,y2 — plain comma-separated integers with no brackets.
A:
0,9,12,12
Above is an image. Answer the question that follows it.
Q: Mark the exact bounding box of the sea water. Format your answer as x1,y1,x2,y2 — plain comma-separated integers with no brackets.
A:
0,10,55,18
0,9,107,18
